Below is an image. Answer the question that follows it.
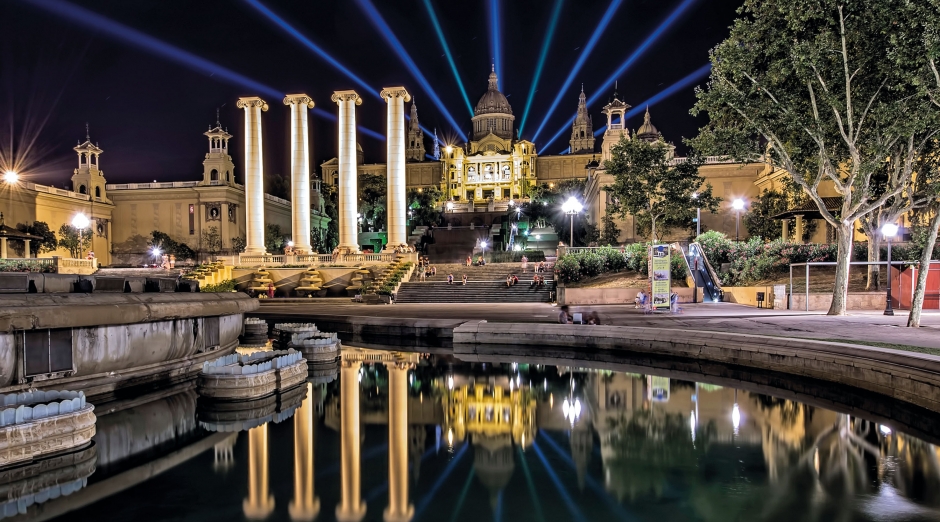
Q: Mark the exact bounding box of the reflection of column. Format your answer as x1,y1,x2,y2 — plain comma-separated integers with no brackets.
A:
380,87,411,251
337,360,366,522
331,90,362,254
290,383,320,521
284,94,315,253
237,96,269,255
385,362,414,522
243,424,275,520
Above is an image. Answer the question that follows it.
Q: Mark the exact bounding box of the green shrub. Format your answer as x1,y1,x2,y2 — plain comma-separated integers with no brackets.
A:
555,256,582,283
201,279,236,292
0,259,55,273
577,252,604,278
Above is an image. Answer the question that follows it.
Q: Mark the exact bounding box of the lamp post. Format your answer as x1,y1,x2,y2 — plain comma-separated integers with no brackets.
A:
732,199,745,241
480,240,487,263
692,192,700,237
882,222,898,316
71,212,90,259
562,196,583,247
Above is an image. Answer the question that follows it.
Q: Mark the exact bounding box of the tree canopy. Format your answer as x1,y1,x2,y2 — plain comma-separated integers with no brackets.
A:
16,221,57,256
604,137,719,241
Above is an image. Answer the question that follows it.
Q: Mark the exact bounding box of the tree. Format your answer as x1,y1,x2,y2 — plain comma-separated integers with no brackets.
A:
407,186,443,228
201,225,222,254
265,224,287,253
150,230,195,260
359,174,387,232
604,137,719,241
601,210,621,246
231,236,246,254
520,180,592,246
57,224,91,259
743,189,788,241
265,174,291,201
16,221,57,256
318,183,339,252
691,0,939,315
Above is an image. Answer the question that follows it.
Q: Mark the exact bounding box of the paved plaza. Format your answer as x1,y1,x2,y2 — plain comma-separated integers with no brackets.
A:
257,301,940,351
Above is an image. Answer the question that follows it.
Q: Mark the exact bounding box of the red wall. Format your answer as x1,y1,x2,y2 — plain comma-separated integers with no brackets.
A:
894,262,940,310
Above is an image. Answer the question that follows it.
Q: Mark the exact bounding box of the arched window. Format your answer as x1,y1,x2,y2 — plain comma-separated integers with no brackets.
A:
210,169,219,181
95,186,101,198
79,185,86,194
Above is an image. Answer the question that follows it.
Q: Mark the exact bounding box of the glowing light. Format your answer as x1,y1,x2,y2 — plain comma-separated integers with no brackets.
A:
690,411,696,442
519,0,564,135
447,428,454,446
423,0,473,115
447,375,454,390
732,198,745,211
3,171,17,184
481,241,488,249
879,425,892,435
446,201,454,210
488,0,503,85
151,247,161,257
71,213,90,230
444,145,453,154
513,244,521,251
355,0,467,142
881,223,899,238
287,240,294,247
531,0,624,143
562,196,582,214
732,403,740,431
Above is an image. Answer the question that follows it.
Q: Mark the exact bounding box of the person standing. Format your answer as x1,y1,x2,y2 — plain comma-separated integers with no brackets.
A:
267,282,275,299
521,255,528,274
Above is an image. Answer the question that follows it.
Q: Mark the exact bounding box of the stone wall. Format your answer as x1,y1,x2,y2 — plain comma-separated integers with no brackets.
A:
789,292,885,311
559,286,693,305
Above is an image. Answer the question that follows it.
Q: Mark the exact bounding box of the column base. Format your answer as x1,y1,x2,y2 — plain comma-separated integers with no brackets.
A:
382,243,408,254
292,244,313,255
288,498,320,521
383,505,415,522
243,247,268,255
335,503,367,522
334,245,360,256
243,498,275,520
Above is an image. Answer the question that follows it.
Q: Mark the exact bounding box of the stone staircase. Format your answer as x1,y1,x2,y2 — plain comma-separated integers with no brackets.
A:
399,262,553,303
395,280,554,303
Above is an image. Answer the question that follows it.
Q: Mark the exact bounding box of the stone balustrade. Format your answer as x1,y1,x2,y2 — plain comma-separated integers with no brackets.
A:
0,389,96,467
237,252,413,267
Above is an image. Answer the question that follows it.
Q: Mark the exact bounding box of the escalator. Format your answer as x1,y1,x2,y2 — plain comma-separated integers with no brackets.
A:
684,242,722,302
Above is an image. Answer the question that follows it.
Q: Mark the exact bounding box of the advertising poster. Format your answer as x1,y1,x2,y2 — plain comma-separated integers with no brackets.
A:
650,244,671,310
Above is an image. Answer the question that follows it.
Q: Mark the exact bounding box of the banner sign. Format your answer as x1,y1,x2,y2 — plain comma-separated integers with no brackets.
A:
649,244,671,310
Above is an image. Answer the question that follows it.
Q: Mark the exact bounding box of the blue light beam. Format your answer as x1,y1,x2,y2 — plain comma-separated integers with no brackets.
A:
355,0,468,142
551,63,712,153
531,441,588,522
245,0,375,96
23,0,385,140
489,0,503,85
530,0,623,143
519,0,564,136
414,444,469,519
424,0,473,116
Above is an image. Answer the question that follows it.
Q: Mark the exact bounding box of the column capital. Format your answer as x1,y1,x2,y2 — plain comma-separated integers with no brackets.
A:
332,90,362,106
237,96,269,111
283,94,315,108
380,87,411,103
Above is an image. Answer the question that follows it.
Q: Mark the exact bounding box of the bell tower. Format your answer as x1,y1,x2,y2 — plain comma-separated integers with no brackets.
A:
405,100,425,161
71,124,108,201
569,85,595,154
600,84,631,162
201,111,236,186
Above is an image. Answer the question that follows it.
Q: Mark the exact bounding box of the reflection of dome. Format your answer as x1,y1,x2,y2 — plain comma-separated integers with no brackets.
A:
473,438,515,510
474,68,513,116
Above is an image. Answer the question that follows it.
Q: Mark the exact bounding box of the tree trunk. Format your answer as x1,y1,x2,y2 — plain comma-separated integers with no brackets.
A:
827,223,854,316
908,208,940,327
866,234,881,291
651,216,658,243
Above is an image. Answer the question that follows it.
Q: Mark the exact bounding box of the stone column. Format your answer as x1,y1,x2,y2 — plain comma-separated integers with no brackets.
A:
781,219,789,241
23,240,30,258
290,382,319,521
243,424,274,520
337,359,366,522
284,94,316,254
385,362,414,522
795,215,804,243
0,238,7,259
237,97,269,255
381,87,411,252
331,90,362,254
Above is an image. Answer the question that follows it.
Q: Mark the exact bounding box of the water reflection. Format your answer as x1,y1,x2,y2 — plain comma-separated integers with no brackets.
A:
12,349,940,522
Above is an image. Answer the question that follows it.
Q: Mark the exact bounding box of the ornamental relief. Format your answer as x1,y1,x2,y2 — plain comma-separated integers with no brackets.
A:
204,202,222,222
95,218,109,238
228,203,238,223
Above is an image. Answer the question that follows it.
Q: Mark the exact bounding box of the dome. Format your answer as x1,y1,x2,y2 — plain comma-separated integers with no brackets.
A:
636,107,661,142
474,68,513,116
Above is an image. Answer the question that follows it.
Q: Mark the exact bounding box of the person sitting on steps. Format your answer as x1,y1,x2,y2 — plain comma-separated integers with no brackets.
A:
506,275,513,288
466,256,472,267
447,274,454,284
461,274,468,285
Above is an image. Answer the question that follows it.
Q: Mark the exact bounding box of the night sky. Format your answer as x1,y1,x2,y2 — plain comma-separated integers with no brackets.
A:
2,0,742,187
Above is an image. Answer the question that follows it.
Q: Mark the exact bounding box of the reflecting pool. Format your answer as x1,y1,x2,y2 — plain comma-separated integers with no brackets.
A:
10,346,940,522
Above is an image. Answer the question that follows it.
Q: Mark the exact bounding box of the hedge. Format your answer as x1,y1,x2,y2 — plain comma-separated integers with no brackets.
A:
556,245,687,284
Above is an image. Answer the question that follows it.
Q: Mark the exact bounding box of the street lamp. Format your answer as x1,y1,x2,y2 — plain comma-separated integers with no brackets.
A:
3,171,18,184
882,222,899,316
446,201,454,212
71,212,90,258
562,196,583,246
445,145,453,154
732,198,745,241
692,192,700,237
480,240,487,262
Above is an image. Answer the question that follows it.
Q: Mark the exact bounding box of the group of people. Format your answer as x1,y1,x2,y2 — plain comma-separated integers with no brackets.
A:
505,274,520,287
557,305,601,325
530,274,546,288
520,257,548,274
446,274,468,285
392,245,417,254
466,255,487,266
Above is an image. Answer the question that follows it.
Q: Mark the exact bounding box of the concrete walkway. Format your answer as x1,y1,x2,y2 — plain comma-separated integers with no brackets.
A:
256,301,940,350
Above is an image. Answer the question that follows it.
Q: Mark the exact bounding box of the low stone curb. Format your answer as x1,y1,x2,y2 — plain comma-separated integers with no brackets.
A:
453,321,940,414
